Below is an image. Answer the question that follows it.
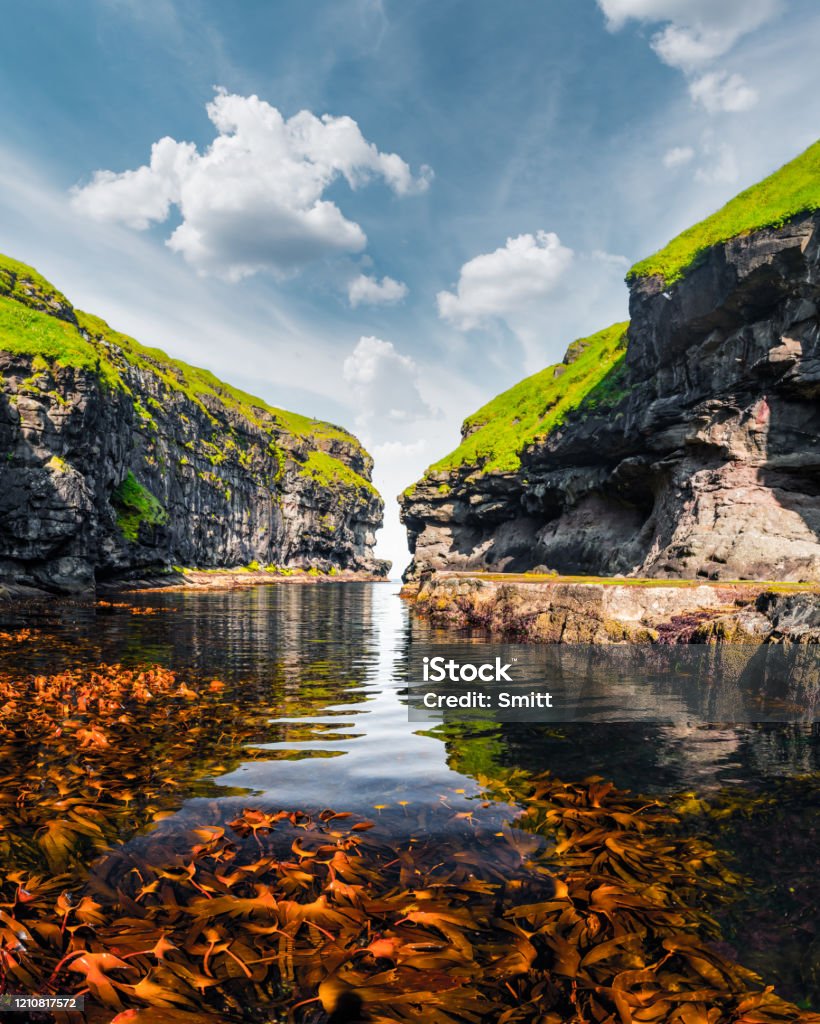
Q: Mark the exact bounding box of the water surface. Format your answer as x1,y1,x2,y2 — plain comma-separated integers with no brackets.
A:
1,581,818,1007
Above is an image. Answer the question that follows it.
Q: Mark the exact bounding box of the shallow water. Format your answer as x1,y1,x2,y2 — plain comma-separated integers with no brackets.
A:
2,581,819,1008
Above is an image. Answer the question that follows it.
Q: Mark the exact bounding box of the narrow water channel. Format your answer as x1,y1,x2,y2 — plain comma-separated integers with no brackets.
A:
1,581,817,1014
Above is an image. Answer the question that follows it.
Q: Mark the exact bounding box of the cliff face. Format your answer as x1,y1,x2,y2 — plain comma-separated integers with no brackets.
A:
401,211,820,582
0,255,388,592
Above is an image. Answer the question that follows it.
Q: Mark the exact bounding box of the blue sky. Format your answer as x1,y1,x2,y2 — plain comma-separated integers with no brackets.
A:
2,0,820,572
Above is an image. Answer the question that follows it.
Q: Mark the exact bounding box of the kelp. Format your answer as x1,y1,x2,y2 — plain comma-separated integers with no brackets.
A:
672,776,820,1009
0,664,271,876
95,603,176,617
0,664,817,1023
0,628,37,643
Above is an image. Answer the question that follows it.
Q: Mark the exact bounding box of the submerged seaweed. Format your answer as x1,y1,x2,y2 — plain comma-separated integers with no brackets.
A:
0,661,817,1023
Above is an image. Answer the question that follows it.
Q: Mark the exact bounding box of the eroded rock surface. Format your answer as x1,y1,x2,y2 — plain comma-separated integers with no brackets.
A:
401,214,820,581
0,267,388,593
408,575,820,644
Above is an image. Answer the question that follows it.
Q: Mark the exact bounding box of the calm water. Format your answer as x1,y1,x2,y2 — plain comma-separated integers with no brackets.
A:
2,581,819,1005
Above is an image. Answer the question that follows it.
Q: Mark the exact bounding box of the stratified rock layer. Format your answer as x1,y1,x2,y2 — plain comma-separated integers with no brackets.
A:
408,574,820,644
401,213,820,581
0,260,387,592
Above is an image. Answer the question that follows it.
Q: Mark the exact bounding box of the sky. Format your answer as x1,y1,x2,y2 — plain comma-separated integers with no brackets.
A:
2,0,820,575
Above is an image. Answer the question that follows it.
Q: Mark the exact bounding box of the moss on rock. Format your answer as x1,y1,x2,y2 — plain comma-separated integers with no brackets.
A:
111,472,169,542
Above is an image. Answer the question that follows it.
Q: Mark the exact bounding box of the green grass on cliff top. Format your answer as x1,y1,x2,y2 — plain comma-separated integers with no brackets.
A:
0,254,375,496
629,138,820,283
0,294,120,385
404,140,820,496
410,321,628,488
73,309,364,455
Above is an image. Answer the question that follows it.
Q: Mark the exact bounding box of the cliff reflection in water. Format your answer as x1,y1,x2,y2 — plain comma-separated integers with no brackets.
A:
1,580,818,1007
2,581,818,798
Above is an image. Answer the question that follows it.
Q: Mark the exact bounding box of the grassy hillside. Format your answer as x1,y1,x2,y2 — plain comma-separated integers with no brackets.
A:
411,321,629,488
629,139,820,284
0,252,376,495
407,138,820,498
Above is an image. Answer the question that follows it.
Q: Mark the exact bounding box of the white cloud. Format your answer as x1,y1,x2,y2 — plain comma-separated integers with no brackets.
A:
347,273,408,307
590,249,630,267
71,89,432,280
695,142,740,184
72,137,197,230
435,232,629,373
343,336,436,429
650,23,737,69
598,0,779,54
663,145,695,168
596,0,779,113
688,71,758,113
437,231,574,331
341,340,463,575
372,439,427,460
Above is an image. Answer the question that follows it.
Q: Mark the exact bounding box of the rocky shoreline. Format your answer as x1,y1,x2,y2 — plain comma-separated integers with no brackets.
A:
404,572,820,643
0,565,390,601
109,566,391,593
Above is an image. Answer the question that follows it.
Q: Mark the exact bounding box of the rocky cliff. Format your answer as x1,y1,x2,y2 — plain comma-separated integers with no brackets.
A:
401,145,820,583
0,253,388,592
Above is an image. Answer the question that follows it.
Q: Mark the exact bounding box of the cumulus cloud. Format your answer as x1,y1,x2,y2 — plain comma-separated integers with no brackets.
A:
596,0,779,113
71,89,432,280
435,232,629,372
437,231,574,331
347,273,408,307
688,71,758,113
71,137,198,230
342,336,436,430
663,145,695,168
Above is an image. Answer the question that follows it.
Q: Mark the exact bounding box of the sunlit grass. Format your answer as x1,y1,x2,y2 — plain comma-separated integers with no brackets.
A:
629,138,820,283
0,252,374,496
406,321,629,490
